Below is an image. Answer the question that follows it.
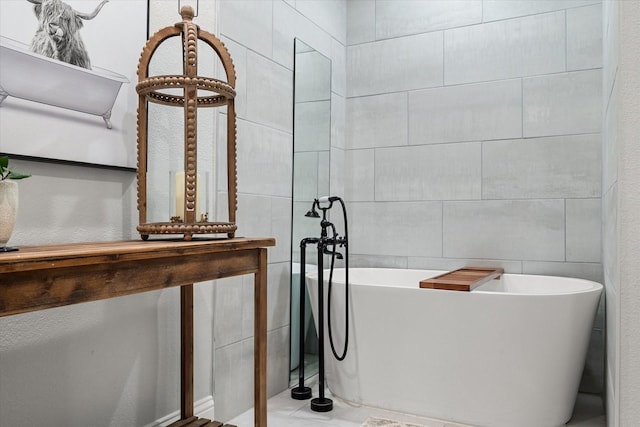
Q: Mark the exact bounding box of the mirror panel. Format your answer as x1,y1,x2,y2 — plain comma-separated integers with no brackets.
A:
289,38,331,385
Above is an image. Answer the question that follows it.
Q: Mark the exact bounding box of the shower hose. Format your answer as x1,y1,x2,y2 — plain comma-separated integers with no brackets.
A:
327,197,349,361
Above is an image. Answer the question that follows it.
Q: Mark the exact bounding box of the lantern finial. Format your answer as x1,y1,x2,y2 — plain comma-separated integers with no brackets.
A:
180,5,194,21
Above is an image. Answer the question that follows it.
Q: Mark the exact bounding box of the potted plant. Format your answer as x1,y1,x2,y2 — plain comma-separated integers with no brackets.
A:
0,156,30,251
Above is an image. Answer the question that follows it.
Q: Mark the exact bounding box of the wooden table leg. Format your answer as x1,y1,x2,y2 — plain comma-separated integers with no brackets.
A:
254,249,268,427
181,284,194,419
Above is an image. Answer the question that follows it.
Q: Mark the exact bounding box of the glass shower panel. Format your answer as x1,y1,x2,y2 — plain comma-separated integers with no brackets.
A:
290,38,331,385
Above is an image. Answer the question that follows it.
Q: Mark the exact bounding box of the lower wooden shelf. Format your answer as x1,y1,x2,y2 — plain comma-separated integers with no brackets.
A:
168,416,236,427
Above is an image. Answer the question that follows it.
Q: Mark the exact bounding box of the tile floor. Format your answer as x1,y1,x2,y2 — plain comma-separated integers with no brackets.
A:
228,379,606,427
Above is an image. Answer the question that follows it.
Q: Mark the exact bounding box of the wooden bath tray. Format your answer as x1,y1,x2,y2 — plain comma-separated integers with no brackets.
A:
419,267,504,291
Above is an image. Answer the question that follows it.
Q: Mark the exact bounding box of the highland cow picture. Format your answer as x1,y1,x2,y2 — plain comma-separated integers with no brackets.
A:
28,0,110,70
0,0,148,169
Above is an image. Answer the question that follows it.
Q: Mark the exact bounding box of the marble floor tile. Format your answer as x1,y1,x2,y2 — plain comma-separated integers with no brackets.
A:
227,379,605,427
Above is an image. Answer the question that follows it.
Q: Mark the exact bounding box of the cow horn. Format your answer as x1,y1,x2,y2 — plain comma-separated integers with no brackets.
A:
26,0,42,4
75,0,109,20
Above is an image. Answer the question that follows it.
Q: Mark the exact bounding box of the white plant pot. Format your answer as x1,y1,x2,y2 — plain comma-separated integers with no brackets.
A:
0,180,18,247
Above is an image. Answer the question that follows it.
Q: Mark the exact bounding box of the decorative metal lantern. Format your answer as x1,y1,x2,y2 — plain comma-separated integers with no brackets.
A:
135,5,237,240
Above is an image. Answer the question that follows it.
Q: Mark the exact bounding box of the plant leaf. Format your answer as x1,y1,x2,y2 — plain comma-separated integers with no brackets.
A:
7,171,31,180
0,156,8,170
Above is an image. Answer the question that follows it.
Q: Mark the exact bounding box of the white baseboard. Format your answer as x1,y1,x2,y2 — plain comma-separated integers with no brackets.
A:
144,395,215,427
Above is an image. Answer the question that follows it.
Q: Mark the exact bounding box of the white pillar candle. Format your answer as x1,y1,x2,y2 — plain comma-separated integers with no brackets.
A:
175,171,204,220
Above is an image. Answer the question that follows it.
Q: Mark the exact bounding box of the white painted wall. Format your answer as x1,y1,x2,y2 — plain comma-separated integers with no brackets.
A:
1,2,215,426
0,161,209,427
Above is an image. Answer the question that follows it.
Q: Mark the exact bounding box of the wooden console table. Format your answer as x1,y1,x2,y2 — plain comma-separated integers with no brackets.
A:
0,238,275,427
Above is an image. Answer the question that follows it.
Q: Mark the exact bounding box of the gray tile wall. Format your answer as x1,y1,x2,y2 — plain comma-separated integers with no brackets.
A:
213,0,347,421
444,11,566,85
210,0,606,420
408,79,523,144
346,0,603,393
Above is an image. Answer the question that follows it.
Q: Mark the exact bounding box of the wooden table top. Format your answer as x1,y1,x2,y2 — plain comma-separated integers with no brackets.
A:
0,237,276,273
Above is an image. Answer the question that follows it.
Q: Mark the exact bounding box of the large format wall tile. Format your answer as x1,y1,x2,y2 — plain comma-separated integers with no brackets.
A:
375,0,482,40
237,120,292,197
409,79,522,144
294,0,347,45
214,276,245,348
266,327,291,398
346,92,408,149
214,339,254,421
235,194,293,268
345,149,375,201
272,1,297,69
567,4,603,71
482,134,601,199
294,101,331,153
443,200,565,261
347,0,375,45
267,262,290,331
273,1,332,69
523,69,602,137
603,185,618,294
236,194,272,240
221,37,248,119
348,201,442,257
603,0,618,110
220,0,273,59
349,254,409,269
331,93,346,150
332,38,347,97
483,0,600,22
444,12,565,85
318,151,330,197
375,142,482,201
294,50,332,103
293,152,320,201
330,146,344,197
270,196,292,264
566,198,602,263
347,32,443,97
408,257,524,274
603,80,618,194
247,51,293,132
522,261,603,283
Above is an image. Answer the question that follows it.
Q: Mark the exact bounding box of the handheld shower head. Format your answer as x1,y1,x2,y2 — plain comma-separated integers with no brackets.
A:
305,201,320,218
305,208,320,218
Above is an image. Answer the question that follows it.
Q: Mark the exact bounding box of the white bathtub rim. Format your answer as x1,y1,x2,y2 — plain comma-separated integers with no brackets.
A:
0,35,129,84
306,267,603,296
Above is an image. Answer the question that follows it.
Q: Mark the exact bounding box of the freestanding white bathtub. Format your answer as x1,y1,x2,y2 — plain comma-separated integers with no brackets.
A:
306,268,602,427
0,36,128,129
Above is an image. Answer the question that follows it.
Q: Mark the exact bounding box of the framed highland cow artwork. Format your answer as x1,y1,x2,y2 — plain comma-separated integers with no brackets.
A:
0,0,149,169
